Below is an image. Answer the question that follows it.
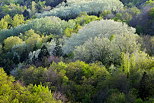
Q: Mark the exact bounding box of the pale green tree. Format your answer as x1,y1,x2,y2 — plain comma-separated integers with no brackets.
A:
63,19,137,54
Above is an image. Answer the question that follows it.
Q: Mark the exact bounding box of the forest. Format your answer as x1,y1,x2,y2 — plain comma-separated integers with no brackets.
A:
0,0,153,103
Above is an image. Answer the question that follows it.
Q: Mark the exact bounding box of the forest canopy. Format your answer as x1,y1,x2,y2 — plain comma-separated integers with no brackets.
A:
0,0,153,103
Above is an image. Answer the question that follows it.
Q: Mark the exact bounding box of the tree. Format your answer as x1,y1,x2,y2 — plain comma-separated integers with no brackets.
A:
63,19,138,54
36,0,124,19
141,35,154,56
0,0,15,5
38,45,50,59
0,15,12,30
3,36,24,51
52,39,63,57
0,68,61,103
120,51,154,75
120,0,148,7
12,14,25,27
23,10,30,19
3,14,12,28
106,92,126,103
15,61,109,103
139,72,151,101
0,18,8,30
31,1,36,15
25,30,42,51
45,0,64,7
35,1,46,13
0,16,76,42
0,4,26,19
74,35,140,65
129,3,154,35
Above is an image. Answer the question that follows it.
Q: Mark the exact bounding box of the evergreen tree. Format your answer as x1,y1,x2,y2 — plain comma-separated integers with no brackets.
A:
23,10,30,19
139,72,151,101
52,39,63,57
38,45,50,59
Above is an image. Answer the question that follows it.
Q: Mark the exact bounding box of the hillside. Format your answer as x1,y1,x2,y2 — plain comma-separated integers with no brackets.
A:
0,0,153,103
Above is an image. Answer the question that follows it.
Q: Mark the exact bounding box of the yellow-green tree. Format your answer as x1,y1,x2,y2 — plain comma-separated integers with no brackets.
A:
0,68,61,103
24,29,43,50
12,14,25,27
0,19,8,30
4,36,24,51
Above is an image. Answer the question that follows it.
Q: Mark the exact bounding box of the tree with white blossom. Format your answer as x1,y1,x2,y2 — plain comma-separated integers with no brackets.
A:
36,0,124,19
63,19,137,54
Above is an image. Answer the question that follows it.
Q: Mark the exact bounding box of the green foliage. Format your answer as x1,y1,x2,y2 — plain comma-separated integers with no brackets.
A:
17,66,47,85
4,36,24,51
0,18,8,30
24,29,43,51
149,7,154,18
142,35,154,56
139,72,152,101
0,15,11,30
52,39,63,57
64,27,74,37
129,3,154,35
120,0,148,6
0,0,153,103
0,4,26,19
106,92,126,103
64,14,101,37
0,14,25,30
12,14,25,27
15,61,109,103
113,7,140,23
0,68,61,103
73,13,102,26
0,16,75,42
121,51,154,72
36,0,124,19
146,0,154,4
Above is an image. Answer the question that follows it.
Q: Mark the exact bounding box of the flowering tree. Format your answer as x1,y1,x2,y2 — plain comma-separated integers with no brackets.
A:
36,0,123,19
63,19,137,54
74,34,140,65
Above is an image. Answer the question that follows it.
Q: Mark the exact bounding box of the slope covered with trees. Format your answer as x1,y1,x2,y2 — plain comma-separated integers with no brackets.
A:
0,0,153,103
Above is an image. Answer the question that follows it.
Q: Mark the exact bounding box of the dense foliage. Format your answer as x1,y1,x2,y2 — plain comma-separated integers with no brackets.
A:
130,1,154,35
0,0,153,103
74,35,140,66
0,68,61,103
120,0,148,6
63,20,138,54
36,0,124,19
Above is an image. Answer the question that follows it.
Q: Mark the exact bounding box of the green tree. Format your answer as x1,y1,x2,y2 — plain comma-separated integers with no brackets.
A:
12,14,25,27
149,7,154,18
106,92,126,103
0,68,61,103
4,36,24,51
139,72,151,101
0,18,8,30
52,39,63,57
